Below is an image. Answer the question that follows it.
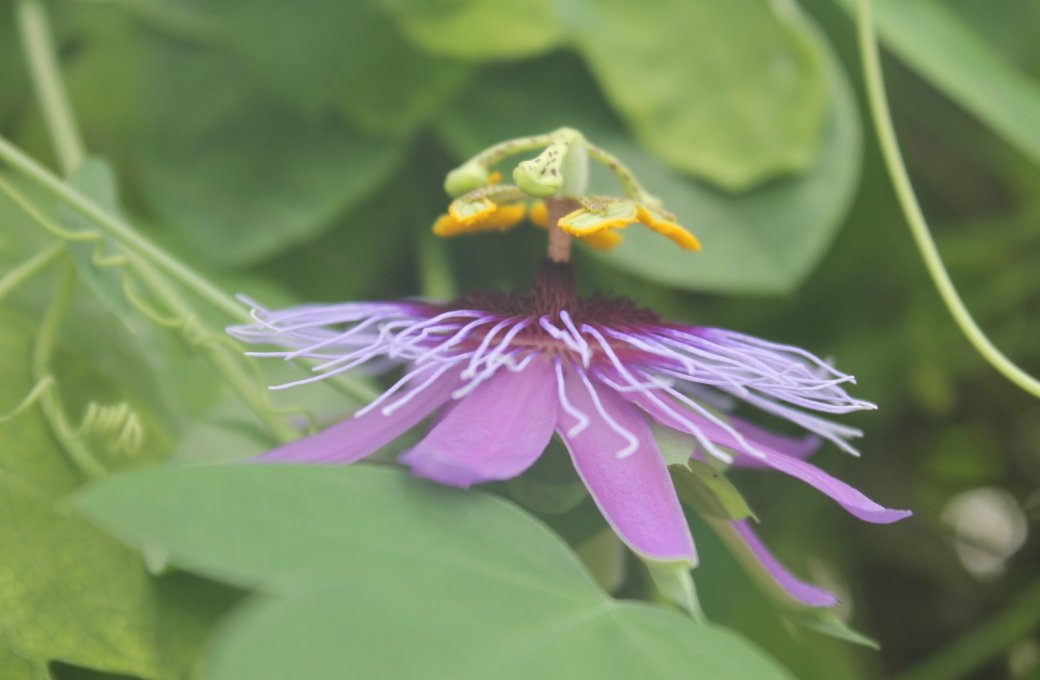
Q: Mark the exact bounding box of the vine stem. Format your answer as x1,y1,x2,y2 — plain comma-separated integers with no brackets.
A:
856,0,1040,399
0,243,63,300
0,134,250,324
125,253,299,443
10,0,242,321
33,263,109,479
15,0,85,175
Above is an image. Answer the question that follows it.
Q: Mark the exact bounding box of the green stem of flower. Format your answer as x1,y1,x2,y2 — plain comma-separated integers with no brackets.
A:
856,0,1040,400
32,263,109,479
0,134,250,323
16,0,85,175
0,243,63,301
897,578,1040,680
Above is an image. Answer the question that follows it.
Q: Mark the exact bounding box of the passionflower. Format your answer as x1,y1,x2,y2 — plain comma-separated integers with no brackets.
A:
229,128,910,609
230,258,908,603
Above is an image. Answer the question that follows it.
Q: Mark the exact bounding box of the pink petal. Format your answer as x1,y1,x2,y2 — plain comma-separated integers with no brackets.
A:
622,390,911,524
401,360,558,488
254,368,461,464
557,367,696,565
729,520,838,607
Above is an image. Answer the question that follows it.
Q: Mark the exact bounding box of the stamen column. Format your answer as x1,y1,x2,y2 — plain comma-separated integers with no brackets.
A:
546,197,578,263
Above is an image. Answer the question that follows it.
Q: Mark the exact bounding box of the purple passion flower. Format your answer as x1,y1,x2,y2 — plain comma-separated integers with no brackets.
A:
230,260,910,608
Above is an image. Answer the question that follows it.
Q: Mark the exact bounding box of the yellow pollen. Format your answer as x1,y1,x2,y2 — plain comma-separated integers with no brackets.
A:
636,206,701,251
433,203,527,238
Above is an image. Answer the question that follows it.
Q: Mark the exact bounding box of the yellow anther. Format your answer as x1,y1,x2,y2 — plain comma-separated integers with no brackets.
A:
433,203,527,238
583,230,623,251
557,201,640,235
448,197,494,225
528,201,621,250
636,206,701,251
529,201,548,227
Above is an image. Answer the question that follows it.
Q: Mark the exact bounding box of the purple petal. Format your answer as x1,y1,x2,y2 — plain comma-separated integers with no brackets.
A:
401,360,558,488
254,367,461,464
622,390,911,524
729,520,838,607
557,367,696,565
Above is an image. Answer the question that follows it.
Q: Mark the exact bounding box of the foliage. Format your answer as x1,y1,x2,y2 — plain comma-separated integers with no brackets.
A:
1,0,1039,678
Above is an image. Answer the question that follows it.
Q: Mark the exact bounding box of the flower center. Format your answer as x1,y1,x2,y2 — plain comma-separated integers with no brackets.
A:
452,259,660,326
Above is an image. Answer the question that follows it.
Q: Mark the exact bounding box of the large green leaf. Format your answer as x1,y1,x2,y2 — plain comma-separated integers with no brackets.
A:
131,41,405,266
210,584,792,680
569,0,829,189
438,49,861,294
213,0,473,128
835,0,1040,167
383,0,829,189
77,464,602,596
380,0,562,59
77,464,795,679
0,308,233,679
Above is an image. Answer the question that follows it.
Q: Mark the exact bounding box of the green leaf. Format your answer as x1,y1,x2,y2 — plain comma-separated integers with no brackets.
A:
570,0,830,189
337,48,473,137
438,48,861,294
379,0,562,59
213,0,473,128
836,0,1040,167
0,643,38,680
387,0,829,188
131,42,406,266
672,461,757,522
211,585,795,680
0,308,234,679
77,464,602,595
76,464,795,679
505,439,589,515
505,476,589,515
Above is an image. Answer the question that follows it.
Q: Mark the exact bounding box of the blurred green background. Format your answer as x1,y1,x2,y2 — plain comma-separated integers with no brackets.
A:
1,0,1038,678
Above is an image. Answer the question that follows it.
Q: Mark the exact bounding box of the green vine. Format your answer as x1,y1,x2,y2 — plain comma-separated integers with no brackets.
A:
856,0,1040,400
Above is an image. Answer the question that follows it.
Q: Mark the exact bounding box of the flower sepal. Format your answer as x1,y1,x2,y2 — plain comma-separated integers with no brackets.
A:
670,461,758,523
645,560,706,623
784,608,880,649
